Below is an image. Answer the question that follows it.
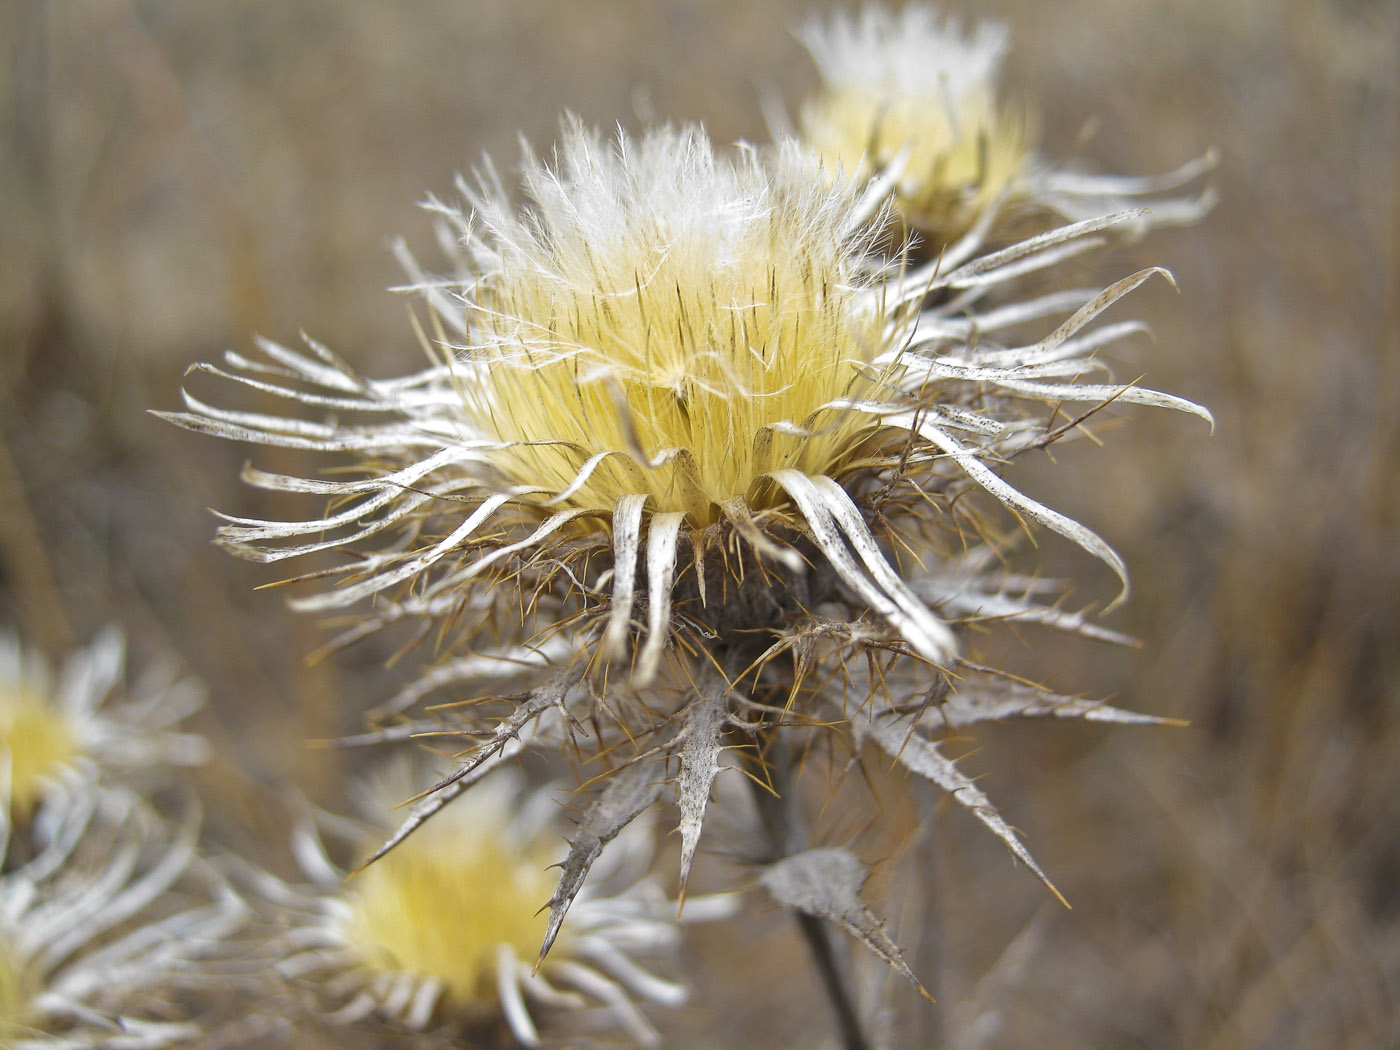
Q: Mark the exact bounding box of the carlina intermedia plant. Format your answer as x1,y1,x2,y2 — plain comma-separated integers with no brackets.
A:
159,4,1212,1046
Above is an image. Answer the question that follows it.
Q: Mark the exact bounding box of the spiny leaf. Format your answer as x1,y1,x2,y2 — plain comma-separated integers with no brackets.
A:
540,757,662,966
934,680,1182,729
675,685,731,904
759,847,928,998
351,756,502,876
354,665,583,872
852,704,1066,906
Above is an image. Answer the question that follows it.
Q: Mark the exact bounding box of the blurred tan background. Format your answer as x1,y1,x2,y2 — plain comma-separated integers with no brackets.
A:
2,1,1397,1047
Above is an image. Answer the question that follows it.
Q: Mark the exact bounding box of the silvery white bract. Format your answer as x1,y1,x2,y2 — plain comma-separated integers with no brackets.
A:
0,628,209,821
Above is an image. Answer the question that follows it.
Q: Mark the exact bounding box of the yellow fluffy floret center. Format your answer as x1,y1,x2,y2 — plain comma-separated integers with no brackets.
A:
461,225,888,526
801,86,1028,236
0,687,79,817
341,824,559,1006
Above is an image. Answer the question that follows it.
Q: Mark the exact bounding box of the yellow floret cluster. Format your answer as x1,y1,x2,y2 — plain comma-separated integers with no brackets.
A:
0,686,78,818
340,805,559,1004
456,132,895,527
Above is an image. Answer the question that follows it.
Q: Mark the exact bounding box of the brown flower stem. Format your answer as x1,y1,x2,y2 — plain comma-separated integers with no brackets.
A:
751,731,872,1050
795,910,873,1050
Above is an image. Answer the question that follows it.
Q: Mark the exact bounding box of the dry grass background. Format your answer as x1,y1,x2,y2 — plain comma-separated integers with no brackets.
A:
2,0,1398,1047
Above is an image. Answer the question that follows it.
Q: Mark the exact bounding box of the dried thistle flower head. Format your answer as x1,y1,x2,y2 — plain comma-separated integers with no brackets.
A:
0,788,245,1048
164,121,1201,672
795,5,1216,245
453,126,892,529
262,767,718,1047
798,6,1028,239
0,629,209,820
163,118,1209,975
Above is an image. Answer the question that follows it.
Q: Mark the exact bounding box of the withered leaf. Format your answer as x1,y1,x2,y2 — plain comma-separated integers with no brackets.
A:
759,847,927,996
853,704,1065,904
675,684,731,903
540,756,662,965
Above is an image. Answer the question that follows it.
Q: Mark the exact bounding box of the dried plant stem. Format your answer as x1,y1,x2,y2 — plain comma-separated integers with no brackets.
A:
795,910,873,1050
751,730,872,1050
911,783,945,1050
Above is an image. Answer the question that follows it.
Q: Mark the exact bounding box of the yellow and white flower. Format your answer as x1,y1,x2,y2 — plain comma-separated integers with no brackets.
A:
0,628,208,821
797,6,1027,240
257,767,725,1047
795,5,1215,245
163,119,1208,956
0,788,244,1048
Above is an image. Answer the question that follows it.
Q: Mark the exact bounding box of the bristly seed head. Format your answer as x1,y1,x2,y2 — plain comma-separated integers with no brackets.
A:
0,629,208,821
452,123,898,526
1,789,244,1048
161,117,1215,694
275,767,702,1046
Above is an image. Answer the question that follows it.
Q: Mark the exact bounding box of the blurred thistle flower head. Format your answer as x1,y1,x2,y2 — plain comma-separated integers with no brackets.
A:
262,766,719,1047
164,117,1209,962
797,5,1028,239
794,5,1217,246
0,628,209,820
0,788,244,1049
